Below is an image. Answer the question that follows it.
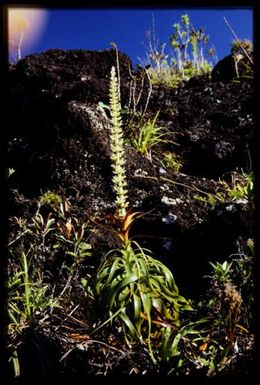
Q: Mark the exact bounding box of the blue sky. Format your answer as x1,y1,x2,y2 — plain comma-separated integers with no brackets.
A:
10,8,253,66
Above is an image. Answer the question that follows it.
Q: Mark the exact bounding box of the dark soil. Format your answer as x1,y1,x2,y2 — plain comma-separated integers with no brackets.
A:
6,48,255,381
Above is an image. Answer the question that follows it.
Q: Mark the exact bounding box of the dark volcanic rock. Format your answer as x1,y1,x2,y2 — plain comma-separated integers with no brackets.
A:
149,78,253,178
212,54,238,81
7,48,254,271
7,49,254,377
9,48,133,112
212,52,253,81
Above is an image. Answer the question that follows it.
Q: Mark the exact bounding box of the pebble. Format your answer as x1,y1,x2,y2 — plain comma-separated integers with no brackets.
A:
162,212,177,224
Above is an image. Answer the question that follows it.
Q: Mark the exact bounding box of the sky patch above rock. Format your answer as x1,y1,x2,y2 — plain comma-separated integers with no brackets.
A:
7,7,253,65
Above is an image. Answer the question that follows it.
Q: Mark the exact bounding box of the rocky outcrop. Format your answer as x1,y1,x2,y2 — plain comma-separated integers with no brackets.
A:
6,49,254,378
212,51,253,81
7,48,254,287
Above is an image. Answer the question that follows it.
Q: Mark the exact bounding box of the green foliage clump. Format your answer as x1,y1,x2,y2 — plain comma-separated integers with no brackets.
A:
38,191,62,207
158,241,255,376
8,250,59,377
7,195,94,376
194,171,254,207
95,241,192,362
231,39,253,57
231,39,254,79
169,14,213,77
142,14,216,87
8,251,59,327
131,111,168,160
161,152,182,174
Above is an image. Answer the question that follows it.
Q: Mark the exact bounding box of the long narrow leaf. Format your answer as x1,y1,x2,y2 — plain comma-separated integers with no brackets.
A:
109,273,139,309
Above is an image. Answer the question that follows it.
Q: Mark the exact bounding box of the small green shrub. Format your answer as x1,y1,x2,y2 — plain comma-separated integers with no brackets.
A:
169,14,213,78
225,172,254,201
131,111,168,160
54,217,92,265
231,39,253,56
159,245,255,376
38,193,92,268
142,14,216,87
195,250,254,375
8,251,59,326
159,319,213,375
161,152,182,174
7,195,94,377
194,171,254,207
208,260,233,282
38,191,62,208
7,250,59,377
231,39,253,79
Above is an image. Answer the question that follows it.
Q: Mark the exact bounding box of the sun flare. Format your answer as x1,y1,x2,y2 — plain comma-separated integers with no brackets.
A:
8,8,47,61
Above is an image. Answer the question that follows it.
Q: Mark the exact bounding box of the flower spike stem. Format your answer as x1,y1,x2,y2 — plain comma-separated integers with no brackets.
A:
109,66,129,218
